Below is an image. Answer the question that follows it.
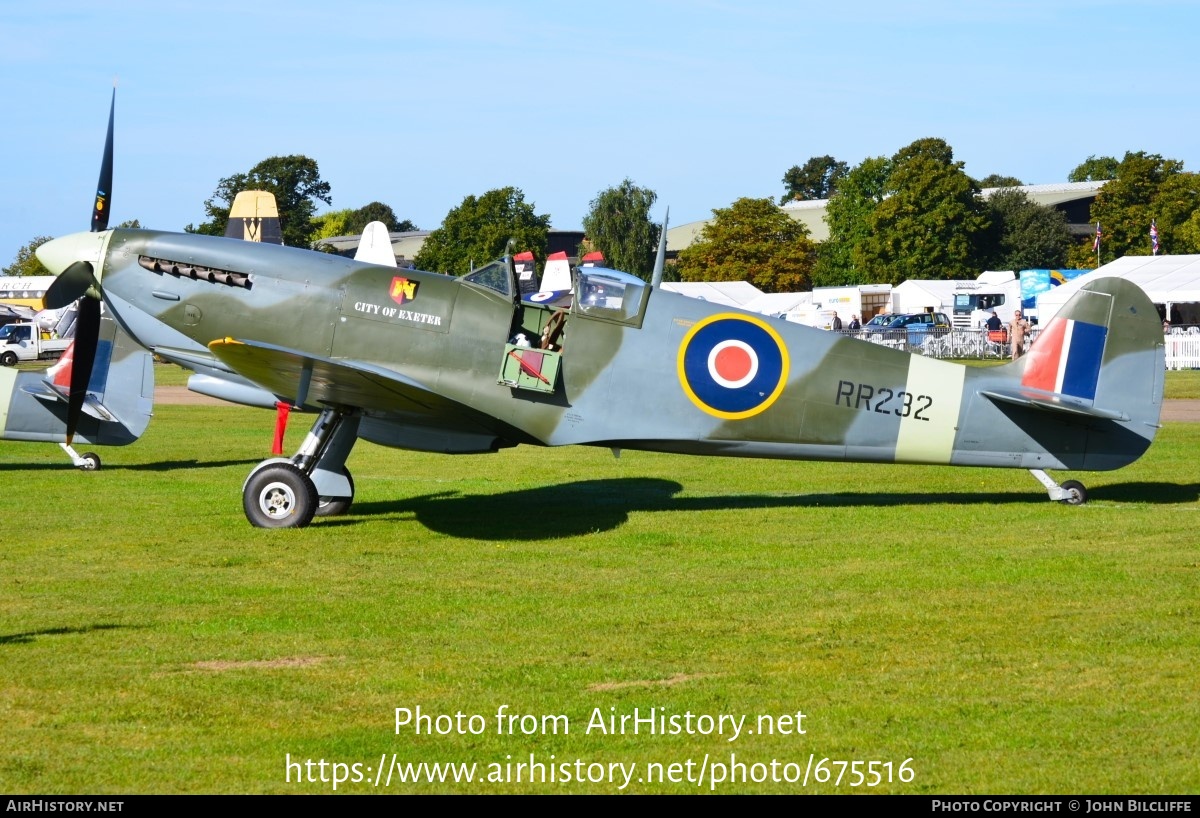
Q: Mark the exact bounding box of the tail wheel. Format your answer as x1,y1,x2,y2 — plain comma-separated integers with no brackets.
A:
243,463,317,528
1059,480,1087,505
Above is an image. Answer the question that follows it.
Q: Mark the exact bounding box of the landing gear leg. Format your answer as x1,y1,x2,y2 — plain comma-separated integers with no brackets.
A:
310,413,360,517
1029,469,1088,505
242,407,360,528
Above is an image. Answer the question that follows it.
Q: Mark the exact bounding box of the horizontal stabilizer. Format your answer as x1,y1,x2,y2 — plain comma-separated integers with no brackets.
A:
979,387,1130,422
24,380,121,422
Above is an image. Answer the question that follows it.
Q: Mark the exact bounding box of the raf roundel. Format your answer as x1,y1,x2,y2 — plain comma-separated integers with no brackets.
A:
677,313,790,419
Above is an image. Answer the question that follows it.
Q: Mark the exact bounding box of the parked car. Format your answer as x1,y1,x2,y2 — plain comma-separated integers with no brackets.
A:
864,312,951,349
883,312,952,331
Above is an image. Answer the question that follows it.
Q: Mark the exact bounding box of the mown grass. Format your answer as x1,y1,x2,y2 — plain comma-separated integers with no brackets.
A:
0,404,1197,794
1165,369,1200,398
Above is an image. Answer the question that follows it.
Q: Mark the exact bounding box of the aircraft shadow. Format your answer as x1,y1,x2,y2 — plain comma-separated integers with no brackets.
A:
1088,482,1200,504
0,623,128,646
343,478,1199,540
0,458,259,473
119,458,261,472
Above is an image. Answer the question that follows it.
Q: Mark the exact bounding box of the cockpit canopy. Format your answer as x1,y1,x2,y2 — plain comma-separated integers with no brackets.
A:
574,267,649,325
462,257,651,327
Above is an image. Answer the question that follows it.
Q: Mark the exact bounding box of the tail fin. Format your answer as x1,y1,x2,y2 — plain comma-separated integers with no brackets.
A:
0,314,154,446
979,277,1164,468
224,190,283,244
353,221,397,266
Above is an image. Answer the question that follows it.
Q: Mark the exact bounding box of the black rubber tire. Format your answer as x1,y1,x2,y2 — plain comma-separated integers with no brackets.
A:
243,463,318,528
1059,479,1087,505
0,351,17,366
78,452,101,471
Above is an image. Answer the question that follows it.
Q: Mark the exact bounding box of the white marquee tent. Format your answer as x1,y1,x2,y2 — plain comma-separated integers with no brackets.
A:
887,280,959,314
660,280,764,308
1038,255,1200,325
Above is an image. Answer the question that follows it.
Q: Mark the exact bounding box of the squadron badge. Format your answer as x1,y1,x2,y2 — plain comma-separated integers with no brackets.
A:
677,313,789,419
390,277,419,305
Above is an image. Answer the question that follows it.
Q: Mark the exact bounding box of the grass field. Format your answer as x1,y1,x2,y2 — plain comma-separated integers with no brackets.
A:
1,396,1198,794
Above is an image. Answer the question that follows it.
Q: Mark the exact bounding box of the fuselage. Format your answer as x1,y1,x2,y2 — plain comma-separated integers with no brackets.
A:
68,228,1161,472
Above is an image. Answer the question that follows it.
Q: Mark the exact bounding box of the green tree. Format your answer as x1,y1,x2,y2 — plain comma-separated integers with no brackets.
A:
892,136,955,166
187,155,332,247
3,236,53,277
1068,155,1120,183
779,155,848,204
982,189,1071,270
676,197,816,293
814,156,891,286
1154,172,1200,254
344,202,417,236
310,205,418,250
854,139,992,285
310,209,353,243
1084,151,1200,262
581,179,659,280
415,187,550,275
978,174,1024,188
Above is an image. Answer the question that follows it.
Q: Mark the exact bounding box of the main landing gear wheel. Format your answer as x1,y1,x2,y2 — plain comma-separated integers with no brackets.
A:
315,468,354,518
77,452,101,471
243,463,318,529
1059,480,1087,506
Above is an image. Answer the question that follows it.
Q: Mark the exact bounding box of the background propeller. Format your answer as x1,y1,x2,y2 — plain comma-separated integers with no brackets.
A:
91,88,114,233
44,86,114,443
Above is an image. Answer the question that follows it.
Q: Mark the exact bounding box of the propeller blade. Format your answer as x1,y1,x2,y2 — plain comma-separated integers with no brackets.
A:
65,296,102,444
42,261,98,310
91,88,115,232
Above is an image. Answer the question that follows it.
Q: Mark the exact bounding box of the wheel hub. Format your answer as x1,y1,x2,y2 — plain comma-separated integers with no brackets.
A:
259,481,297,519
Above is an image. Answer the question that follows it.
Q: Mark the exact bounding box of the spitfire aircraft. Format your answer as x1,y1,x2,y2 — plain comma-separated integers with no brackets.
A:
2,94,1166,527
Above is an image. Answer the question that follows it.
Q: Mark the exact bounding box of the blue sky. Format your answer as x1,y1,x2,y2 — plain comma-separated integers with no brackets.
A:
2,0,1197,261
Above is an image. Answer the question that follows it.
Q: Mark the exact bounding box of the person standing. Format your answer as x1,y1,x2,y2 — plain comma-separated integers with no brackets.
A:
832,312,843,331
1009,310,1031,359
848,314,861,331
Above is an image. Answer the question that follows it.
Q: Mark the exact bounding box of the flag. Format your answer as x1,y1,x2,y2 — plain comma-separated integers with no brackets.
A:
1150,220,1159,255
1093,222,1102,252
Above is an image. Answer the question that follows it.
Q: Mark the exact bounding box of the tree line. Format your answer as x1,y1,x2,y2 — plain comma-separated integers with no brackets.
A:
7,145,1199,294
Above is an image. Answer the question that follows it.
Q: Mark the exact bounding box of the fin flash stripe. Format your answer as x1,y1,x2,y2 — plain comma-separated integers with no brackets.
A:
1022,318,1107,401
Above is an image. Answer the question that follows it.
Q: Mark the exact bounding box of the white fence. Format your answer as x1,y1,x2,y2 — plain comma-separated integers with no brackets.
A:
841,326,1200,369
845,328,1028,359
1165,328,1200,370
